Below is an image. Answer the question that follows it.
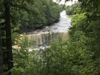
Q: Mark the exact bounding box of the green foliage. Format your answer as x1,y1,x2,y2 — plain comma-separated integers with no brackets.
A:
41,31,95,75
69,0,100,74
71,13,86,27
12,35,41,75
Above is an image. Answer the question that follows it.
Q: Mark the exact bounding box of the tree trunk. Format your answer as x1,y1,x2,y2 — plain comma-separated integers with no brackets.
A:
4,0,13,74
0,31,4,75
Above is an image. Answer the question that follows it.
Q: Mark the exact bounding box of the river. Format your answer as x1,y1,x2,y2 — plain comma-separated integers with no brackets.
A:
26,10,71,50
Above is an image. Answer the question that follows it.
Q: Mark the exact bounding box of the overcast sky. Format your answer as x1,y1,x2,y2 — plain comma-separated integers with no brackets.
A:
53,0,78,6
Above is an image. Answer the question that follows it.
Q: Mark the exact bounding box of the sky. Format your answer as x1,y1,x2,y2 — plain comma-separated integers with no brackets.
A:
53,0,78,6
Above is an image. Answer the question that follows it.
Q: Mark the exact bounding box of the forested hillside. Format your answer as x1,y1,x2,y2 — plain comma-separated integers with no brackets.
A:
12,0,61,32
0,0,61,32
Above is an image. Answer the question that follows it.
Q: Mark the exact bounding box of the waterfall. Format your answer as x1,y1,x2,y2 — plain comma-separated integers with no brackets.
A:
25,10,71,50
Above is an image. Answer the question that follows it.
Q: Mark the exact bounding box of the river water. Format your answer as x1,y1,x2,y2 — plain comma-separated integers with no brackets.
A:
26,10,71,50
48,10,71,32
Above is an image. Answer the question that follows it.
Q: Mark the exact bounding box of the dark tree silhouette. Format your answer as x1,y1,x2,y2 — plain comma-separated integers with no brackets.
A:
0,32,3,75
2,0,13,74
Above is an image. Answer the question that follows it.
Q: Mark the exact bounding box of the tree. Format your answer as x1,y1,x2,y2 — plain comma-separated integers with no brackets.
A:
2,0,13,74
0,30,3,75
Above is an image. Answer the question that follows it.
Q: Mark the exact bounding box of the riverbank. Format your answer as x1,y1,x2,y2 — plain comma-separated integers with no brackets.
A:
22,10,71,34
